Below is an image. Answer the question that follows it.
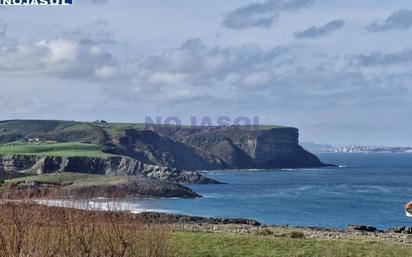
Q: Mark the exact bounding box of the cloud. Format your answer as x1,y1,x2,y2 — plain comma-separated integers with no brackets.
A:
368,9,412,31
0,38,117,80
354,49,412,66
2,33,409,112
294,19,345,38
222,0,316,29
109,38,409,112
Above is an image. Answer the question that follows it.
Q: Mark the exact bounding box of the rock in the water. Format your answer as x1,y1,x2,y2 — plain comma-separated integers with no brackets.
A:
347,225,378,232
387,227,412,234
136,212,261,226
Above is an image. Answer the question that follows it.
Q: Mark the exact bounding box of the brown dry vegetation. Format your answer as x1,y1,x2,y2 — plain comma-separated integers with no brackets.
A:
0,201,172,257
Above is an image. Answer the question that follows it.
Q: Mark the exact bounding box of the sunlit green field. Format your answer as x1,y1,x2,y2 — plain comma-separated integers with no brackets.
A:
0,142,114,157
3,172,130,189
173,232,412,257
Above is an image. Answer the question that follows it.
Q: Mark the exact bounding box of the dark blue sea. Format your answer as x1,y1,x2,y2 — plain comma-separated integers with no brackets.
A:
44,153,412,229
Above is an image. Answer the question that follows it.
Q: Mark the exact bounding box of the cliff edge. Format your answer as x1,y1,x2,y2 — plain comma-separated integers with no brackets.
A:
0,120,327,174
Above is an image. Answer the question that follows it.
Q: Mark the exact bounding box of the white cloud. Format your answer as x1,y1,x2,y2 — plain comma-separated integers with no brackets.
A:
38,39,78,63
95,66,117,78
147,72,187,84
0,38,115,80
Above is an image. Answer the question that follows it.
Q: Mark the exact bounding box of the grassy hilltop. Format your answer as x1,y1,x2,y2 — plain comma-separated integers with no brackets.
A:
0,119,146,144
0,119,286,145
0,142,114,157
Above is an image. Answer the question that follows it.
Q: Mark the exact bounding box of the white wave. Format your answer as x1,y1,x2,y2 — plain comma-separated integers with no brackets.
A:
130,209,173,214
34,199,174,215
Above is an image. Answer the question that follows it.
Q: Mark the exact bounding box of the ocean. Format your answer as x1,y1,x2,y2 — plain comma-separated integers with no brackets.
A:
41,153,412,229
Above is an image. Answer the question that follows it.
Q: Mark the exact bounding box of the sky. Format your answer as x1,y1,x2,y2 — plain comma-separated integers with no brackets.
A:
0,0,412,146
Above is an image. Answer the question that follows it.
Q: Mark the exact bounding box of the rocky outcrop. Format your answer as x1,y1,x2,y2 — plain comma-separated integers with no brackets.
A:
136,212,261,226
347,225,379,233
139,165,218,184
0,155,217,184
386,227,412,234
0,175,200,199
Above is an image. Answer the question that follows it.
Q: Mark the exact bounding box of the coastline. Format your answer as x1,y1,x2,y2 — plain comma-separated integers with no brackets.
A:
3,201,411,245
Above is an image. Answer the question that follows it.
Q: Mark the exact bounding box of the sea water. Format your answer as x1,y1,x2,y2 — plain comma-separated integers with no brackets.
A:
42,153,412,229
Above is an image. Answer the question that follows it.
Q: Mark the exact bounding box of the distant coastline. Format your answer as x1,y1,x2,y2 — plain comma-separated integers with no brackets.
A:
302,142,412,154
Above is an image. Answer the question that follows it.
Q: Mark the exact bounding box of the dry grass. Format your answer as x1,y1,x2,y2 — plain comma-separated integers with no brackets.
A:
0,201,172,257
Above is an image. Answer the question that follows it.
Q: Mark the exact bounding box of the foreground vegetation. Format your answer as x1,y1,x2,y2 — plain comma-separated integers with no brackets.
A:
0,202,170,257
0,202,411,257
0,142,114,157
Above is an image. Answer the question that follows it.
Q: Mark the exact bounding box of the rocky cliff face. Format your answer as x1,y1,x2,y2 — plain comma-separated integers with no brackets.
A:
148,126,325,169
242,128,323,168
111,129,217,170
0,120,327,178
0,155,217,184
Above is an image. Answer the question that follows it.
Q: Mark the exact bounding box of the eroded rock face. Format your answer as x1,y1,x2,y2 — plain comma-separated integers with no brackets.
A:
150,127,326,169
139,164,218,184
112,129,218,170
252,129,324,168
0,155,217,184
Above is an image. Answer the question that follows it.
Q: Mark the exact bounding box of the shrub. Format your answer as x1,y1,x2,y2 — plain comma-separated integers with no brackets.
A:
254,228,274,236
289,231,305,239
0,201,172,257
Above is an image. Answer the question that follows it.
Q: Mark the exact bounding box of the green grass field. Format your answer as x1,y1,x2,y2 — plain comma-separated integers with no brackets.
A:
173,232,412,257
3,172,131,189
0,142,114,157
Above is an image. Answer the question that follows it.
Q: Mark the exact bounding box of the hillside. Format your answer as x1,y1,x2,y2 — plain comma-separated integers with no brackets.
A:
0,120,285,144
0,120,326,172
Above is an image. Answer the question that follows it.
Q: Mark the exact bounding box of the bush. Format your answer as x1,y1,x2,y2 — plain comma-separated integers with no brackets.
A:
254,228,273,236
289,231,305,239
0,201,172,257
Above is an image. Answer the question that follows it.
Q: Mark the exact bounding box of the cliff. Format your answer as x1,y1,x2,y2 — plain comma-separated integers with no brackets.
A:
0,120,327,172
138,126,326,169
